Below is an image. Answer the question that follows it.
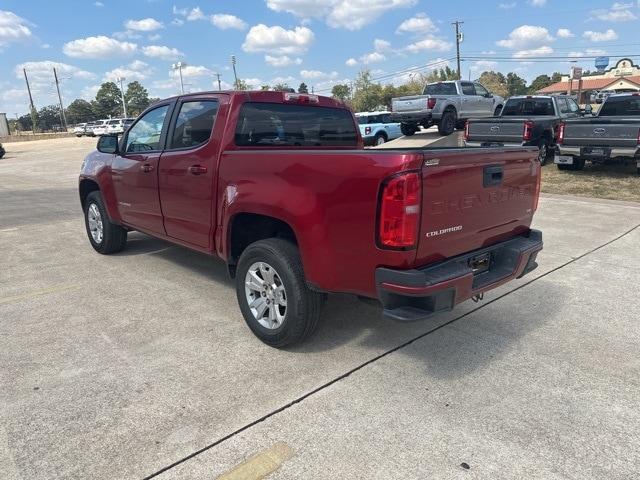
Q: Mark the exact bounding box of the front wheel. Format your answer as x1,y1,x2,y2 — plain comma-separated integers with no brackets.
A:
437,110,456,136
84,191,127,254
236,239,325,347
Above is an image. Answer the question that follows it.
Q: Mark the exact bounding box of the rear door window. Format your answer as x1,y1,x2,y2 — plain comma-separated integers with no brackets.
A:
169,100,219,149
235,103,358,147
502,98,554,116
424,83,457,95
599,96,640,116
460,82,476,95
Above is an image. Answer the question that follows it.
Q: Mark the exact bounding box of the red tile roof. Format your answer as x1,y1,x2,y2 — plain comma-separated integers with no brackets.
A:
538,75,640,93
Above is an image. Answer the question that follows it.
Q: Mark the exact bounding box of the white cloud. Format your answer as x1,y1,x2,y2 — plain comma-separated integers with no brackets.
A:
0,10,33,47
512,45,553,58
300,69,338,80
373,38,391,52
142,45,184,60
404,36,452,53
528,0,546,6
556,28,574,38
63,36,137,58
498,2,516,9
265,0,416,31
171,65,212,78
172,6,206,21
242,24,314,55
265,55,302,66
360,51,386,64
187,7,206,21
113,30,142,40
396,13,437,34
81,84,101,101
591,3,638,22
211,14,247,30
104,60,152,82
583,29,619,42
148,33,162,41
470,60,499,71
94,1,104,6
345,57,358,66
567,48,607,58
15,61,96,87
124,18,164,31
496,25,553,49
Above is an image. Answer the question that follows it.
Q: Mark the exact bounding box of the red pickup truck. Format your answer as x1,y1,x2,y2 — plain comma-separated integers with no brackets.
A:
79,91,543,347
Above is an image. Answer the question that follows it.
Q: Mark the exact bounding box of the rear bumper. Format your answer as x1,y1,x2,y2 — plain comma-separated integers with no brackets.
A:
558,145,639,159
375,230,543,322
391,112,435,124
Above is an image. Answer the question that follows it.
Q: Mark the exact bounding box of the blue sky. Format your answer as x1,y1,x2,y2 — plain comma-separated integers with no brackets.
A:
1,0,639,116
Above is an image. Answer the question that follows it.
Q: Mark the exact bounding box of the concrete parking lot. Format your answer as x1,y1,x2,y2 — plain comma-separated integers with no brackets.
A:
1,137,639,479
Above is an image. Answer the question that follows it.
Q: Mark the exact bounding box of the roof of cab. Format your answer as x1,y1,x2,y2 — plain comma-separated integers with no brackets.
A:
161,90,348,108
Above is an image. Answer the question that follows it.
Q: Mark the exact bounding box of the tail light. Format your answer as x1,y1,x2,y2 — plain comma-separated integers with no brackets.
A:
365,126,372,135
464,120,470,141
523,121,534,141
427,98,436,109
283,92,319,103
378,172,421,249
556,122,565,145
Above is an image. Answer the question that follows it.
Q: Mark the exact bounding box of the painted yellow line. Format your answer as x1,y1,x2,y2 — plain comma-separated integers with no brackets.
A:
216,442,294,480
0,284,81,305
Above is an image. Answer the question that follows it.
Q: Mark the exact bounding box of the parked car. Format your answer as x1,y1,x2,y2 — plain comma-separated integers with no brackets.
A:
91,120,110,136
73,123,87,137
555,93,640,174
105,118,135,135
391,80,504,137
0,143,5,159
355,111,402,146
79,90,543,347
464,95,583,165
84,122,96,136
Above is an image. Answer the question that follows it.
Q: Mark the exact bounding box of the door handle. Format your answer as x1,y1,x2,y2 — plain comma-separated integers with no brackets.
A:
188,165,208,175
483,165,503,187
140,163,154,173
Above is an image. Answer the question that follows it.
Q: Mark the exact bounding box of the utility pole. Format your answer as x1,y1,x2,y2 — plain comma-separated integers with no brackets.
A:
116,76,128,118
452,20,464,80
231,55,239,90
23,68,37,134
171,62,186,94
53,67,68,129
214,73,222,90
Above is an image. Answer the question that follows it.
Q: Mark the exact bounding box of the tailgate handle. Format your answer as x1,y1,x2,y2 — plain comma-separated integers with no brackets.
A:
483,165,503,187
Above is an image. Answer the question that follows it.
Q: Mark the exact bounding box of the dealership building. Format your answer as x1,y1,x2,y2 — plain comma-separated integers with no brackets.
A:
537,58,640,103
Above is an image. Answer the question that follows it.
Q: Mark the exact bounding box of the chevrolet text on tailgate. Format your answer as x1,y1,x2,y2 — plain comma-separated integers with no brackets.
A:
79,91,543,347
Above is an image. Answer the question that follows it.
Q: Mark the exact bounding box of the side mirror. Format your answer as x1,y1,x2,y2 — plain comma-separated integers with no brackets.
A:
97,134,119,154
484,93,493,98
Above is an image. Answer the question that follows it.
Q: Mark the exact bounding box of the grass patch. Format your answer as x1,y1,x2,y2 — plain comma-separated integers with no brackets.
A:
541,162,640,202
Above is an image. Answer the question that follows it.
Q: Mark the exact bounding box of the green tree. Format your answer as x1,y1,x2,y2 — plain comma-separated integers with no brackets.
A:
66,99,94,124
297,82,309,93
551,72,563,83
124,81,150,116
235,79,252,90
528,74,553,93
260,85,270,90
478,71,508,98
506,72,527,96
37,105,63,131
17,112,36,131
92,82,121,118
352,70,384,112
331,83,351,102
272,83,291,91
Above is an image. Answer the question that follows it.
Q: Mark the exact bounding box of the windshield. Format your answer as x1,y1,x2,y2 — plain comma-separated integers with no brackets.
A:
501,98,554,116
599,95,640,116
423,83,457,95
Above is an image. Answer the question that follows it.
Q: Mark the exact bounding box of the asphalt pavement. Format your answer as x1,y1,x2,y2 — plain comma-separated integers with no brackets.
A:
1,136,638,479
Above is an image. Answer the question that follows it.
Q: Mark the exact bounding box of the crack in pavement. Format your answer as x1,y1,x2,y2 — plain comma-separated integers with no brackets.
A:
144,223,640,479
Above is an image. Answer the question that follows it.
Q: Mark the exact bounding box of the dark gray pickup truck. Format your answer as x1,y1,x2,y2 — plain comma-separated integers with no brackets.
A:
555,93,640,173
464,95,582,165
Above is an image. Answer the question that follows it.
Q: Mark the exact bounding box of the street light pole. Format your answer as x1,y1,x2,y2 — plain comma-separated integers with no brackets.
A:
53,67,68,129
452,20,464,80
171,62,186,94
214,73,222,90
231,55,239,90
116,76,128,118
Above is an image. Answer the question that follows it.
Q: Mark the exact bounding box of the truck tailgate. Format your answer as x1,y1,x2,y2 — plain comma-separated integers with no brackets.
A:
468,118,524,143
415,147,539,266
392,96,428,113
563,117,640,148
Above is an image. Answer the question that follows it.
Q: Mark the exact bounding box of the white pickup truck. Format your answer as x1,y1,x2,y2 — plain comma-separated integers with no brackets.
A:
391,80,504,137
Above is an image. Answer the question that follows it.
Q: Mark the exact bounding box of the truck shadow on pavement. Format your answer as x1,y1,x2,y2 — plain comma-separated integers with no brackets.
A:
118,232,560,379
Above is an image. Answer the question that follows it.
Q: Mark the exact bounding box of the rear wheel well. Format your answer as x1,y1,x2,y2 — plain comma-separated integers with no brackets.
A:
443,105,457,116
228,213,298,277
79,179,100,207
375,130,388,140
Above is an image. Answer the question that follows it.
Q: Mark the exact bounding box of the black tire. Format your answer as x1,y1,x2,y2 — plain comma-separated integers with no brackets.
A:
401,123,417,136
557,164,571,171
373,132,387,146
235,238,325,347
537,139,550,166
84,191,127,254
437,109,456,136
573,159,585,171
494,105,503,116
